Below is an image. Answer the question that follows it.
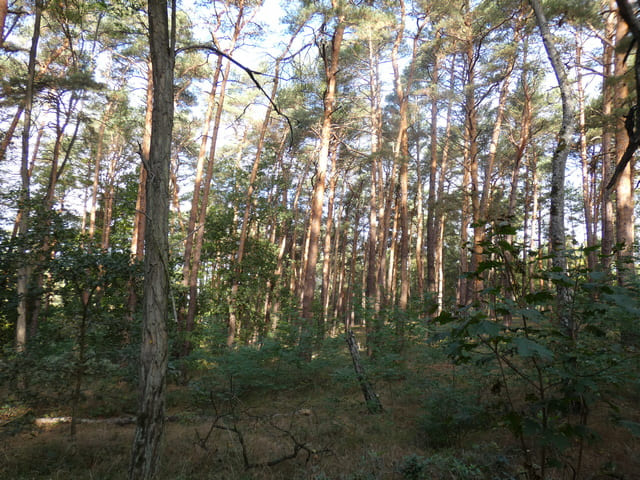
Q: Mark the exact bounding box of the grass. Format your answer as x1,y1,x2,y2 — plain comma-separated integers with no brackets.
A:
1,339,639,480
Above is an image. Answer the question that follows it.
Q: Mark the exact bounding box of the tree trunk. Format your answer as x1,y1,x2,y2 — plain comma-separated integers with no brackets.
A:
181,54,223,333
464,15,482,304
529,0,577,335
300,8,345,358
345,330,383,414
601,0,616,271
0,105,24,163
415,135,424,299
576,31,598,271
128,0,174,477
101,145,120,250
15,0,42,351
392,0,409,313
426,49,441,297
365,27,382,346
0,0,7,47
613,6,634,285
127,61,153,324
321,150,338,331
434,55,456,314
227,28,297,346
89,101,115,240
183,58,231,353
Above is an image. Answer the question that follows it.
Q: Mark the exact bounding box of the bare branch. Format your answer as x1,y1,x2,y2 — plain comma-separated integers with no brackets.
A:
176,43,293,144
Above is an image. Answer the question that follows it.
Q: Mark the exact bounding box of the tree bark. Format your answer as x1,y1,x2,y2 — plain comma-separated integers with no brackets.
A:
601,0,616,271
129,0,174,477
89,101,115,240
434,55,456,314
0,0,7,47
391,0,423,315
576,31,598,271
321,150,338,331
16,0,42,350
127,61,153,325
613,2,635,286
0,105,24,163
464,10,482,304
345,330,383,414
300,7,345,357
426,48,441,298
528,0,577,335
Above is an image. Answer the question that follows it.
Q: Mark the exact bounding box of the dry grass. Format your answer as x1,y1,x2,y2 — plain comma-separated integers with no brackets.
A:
1,353,639,479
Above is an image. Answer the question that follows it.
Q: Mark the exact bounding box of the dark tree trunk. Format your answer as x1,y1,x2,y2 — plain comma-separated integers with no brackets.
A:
345,330,383,414
129,0,174,478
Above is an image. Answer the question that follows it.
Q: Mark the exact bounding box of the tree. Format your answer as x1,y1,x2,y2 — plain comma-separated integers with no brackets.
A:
528,0,577,335
610,0,638,286
128,0,174,477
15,0,43,351
300,0,346,358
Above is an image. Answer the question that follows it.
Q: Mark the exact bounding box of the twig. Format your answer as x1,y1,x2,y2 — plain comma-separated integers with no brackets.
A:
176,43,294,145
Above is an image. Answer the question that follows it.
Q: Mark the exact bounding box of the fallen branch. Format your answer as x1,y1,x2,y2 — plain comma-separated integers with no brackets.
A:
195,390,332,470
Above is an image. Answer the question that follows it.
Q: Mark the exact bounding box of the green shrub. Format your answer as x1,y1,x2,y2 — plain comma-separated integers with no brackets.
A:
417,383,492,448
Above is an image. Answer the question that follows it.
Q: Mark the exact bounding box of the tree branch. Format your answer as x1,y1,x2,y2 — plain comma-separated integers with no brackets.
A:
176,43,293,145
607,0,640,190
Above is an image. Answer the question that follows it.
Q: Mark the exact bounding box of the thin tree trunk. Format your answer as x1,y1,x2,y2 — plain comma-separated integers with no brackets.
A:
392,0,409,313
529,0,577,335
434,55,456,314
426,49,441,297
601,0,616,271
321,150,338,330
458,32,474,305
0,105,24,163
127,61,153,324
0,0,7,46
415,135,424,299
576,31,598,271
181,55,223,328
386,199,399,305
365,27,382,354
464,14,481,304
101,144,120,250
128,0,174,477
508,40,532,219
89,101,115,240
345,330,383,414
227,28,298,347
15,0,42,351
300,7,345,358
183,58,232,353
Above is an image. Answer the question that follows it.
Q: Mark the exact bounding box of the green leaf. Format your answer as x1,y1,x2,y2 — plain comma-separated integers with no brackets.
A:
514,307,545,323
494,223,517,236
513,337,553,361
497,239,516,253
435,310,457,324
469,319,503,338
540,430,571,451
524,290,555,305
603,293,640,315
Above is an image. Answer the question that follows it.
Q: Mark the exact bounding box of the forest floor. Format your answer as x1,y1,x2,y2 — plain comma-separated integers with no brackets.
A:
1,340,639,480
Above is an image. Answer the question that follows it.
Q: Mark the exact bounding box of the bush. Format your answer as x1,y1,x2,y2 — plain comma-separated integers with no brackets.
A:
397,444,517,480
417,382,492,448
